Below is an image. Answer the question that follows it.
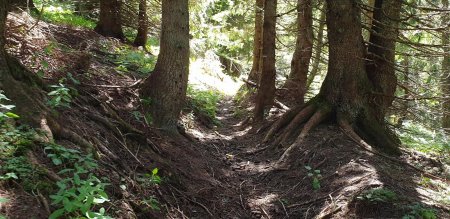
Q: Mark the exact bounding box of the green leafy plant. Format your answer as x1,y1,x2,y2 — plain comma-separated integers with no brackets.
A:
47,83,73,108
402,203,437,219
305,165,322,190
141,196,161,211
38,6,96,29
44,143,97,169
0,156,32,180
49,174,111,219
137,168,162,187
114,47,156,75
0,125,35,158
186,86,223,125
357,188,398,203
44,144,111,218
0,92,19,122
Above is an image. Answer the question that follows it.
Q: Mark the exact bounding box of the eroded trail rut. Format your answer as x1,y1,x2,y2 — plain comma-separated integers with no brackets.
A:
182,98,449,219
191,98,277,218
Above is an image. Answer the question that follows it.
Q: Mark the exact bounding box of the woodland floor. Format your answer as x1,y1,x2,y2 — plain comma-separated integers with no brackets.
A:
1,12,449,219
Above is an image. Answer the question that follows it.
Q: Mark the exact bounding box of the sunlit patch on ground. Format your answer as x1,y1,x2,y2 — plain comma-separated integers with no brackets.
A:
189,51,243,96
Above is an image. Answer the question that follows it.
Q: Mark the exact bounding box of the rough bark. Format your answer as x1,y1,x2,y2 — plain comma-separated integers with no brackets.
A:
366,0,402,122
140,0,190,132
265,0,400,166
306,5,325,91
95,0,125,40
283,0,313,105
247,0,265,85
9,0,39,14
133,0,148,47
1,1,47,127
254,0,277,123
442,0,450,133
74,0,99,17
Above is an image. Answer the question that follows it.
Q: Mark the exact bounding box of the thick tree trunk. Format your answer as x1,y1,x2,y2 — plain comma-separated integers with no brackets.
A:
366,0,402,122
254,0,277,123
133,0,148,47
1,1,47,126
266,0,400,165
140,0,189,132
442,0,450,133
95,0,125,40
306,5,325,91
247,0,264,85
283,0,313,105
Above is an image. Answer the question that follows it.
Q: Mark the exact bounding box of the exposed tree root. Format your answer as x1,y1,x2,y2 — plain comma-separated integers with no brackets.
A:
263,105,304,142
275,104,316,146
48,119,95,153
26,151,62,182
277,106,331,165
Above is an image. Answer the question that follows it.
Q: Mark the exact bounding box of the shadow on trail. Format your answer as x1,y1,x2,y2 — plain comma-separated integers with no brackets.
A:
191,98,449,218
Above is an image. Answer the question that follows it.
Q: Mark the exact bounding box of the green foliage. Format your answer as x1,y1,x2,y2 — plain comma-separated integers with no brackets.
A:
357,188,398,203
44,144,97,169
137,168,162,187
141,196,161,211
397,121,449,156
36,4,96,29
0,93,19,122
305,165,321,190
0,125,35,158
114,47,156,75
47,83,72,108
45,144,111,218
402,204,437,219
187,86,222,124
0,156,32,180
49,174,111,219
136,168,162,212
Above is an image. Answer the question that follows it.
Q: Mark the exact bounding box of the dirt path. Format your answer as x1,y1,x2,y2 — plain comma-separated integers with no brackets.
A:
185,98,450,219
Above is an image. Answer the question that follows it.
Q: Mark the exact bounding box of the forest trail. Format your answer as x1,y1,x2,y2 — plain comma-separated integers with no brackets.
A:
182,97,450,218
1,11,449,218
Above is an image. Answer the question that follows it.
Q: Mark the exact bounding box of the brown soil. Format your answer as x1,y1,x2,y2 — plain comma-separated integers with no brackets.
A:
1,12,449,219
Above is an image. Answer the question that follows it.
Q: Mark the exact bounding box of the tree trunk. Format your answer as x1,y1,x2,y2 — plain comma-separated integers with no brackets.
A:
9,0,39,13
95,0,125,40
247,0,265,85
306,5,325,91
442,0,450,133
1,1,47,127
366,0,402,122
140,0,190,132
265,0,400,165
133,0,148,47
283,0,313,105
75,0,99,17
254,0,277,123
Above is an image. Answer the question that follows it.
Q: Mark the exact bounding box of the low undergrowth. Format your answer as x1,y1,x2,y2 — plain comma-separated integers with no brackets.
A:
36,5,95,29
114,46,156,76
44,143,112,219
397,121,449,160
186,86,223,126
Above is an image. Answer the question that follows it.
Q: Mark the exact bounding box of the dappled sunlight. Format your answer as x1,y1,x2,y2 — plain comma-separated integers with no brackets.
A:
189,51,243,96
248,193,279,217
